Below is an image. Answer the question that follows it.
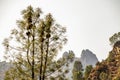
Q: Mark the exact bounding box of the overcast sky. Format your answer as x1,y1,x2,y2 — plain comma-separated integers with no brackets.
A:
0,0,120,61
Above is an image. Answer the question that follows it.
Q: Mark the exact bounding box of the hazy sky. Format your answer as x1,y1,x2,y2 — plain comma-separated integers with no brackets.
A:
0,0,120,61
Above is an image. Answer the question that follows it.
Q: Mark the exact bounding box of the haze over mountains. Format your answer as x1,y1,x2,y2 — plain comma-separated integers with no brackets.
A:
0,49,98,80
0,61,12,80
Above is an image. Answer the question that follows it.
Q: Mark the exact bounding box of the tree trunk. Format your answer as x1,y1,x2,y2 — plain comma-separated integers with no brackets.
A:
32,28,35,80
42,38,50,80
39,42,43,80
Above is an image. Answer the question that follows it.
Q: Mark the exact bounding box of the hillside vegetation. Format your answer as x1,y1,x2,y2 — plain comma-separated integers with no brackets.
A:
88,41,120,80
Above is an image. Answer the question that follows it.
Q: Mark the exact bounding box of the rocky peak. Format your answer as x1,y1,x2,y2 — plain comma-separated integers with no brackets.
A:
80,49,98,69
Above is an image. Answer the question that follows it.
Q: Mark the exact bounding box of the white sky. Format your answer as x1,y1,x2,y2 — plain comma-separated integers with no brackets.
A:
0,0,120,61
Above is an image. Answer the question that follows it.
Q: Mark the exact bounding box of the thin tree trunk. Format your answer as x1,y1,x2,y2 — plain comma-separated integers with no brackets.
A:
39,42,43,80
42,38,49,80
32,28,35,80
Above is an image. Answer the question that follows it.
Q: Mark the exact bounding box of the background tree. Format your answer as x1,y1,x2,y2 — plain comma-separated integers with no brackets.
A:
3,6,67,80
72,61,83,80
84,65,93,80
68,50,75,62
109,32,120,46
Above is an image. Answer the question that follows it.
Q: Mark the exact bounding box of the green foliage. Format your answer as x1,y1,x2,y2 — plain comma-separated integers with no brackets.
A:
114,67,120,80
109,32,120,46
58,76,64,80
88,40,120,80
4,67,32,80
3,5,67,80
99,72,108,80
88,61,109,80
50,77,55,80
84,65,93,80
72,61,83,80
68,50,75,62
63,50,75,62
107,51,115,62
64,69,69,74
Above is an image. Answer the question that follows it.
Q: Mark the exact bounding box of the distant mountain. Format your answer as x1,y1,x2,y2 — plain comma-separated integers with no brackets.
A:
0,49,98,80
49,50,98,80
0,61,12,80
80,49,98,69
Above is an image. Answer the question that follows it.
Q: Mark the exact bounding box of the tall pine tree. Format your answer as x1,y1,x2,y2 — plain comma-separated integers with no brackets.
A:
3,6,67,80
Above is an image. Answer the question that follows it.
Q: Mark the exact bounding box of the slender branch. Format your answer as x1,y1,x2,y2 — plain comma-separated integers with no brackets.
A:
9,46,26,52
45,60,66,78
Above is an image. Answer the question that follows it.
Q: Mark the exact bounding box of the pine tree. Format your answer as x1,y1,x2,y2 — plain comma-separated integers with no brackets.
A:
3,6,67,80
84,65,93,80
109,32,120,46
72,61,83,80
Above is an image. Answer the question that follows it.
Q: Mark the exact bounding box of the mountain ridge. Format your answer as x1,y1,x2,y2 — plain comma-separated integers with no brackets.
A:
0,49,98,80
